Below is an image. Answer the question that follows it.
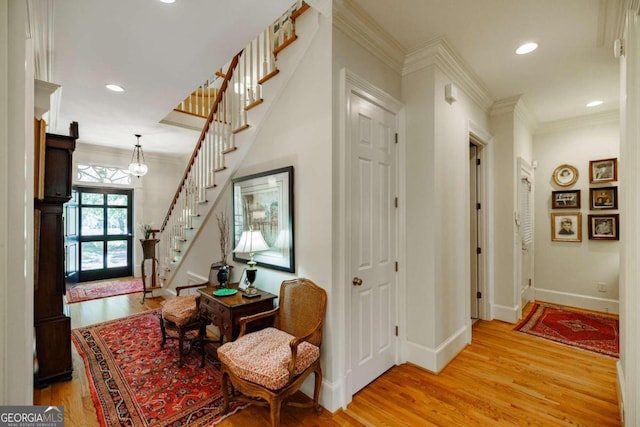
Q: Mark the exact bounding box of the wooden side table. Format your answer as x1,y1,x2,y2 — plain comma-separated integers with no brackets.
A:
140,238,159,303
198,284,277,343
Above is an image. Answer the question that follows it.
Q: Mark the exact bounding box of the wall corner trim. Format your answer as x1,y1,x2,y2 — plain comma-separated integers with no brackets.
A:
403,36,494,113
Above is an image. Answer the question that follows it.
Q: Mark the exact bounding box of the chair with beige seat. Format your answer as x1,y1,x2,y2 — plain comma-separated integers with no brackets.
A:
217,277,327,427
159,287,207,367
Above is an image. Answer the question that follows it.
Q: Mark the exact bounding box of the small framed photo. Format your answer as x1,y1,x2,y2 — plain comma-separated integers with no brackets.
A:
552,164,579,187
237,268,249,291
589,158,617,183
551,213,582,242
589,186,618,210
551,190,580,209
588,214,619,240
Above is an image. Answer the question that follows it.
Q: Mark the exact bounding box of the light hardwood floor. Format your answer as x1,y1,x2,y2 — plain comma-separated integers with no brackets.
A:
34,292,621,426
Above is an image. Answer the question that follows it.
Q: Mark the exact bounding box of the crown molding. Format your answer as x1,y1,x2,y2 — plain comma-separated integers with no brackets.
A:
535,109,619,135
490,95,522,116
404,37,494,112
490,95,539,134
332,0,406,74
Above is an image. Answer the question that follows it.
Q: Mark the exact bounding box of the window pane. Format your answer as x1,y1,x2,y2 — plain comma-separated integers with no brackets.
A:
81,192,104,205
107,208,128,235
107,194,128,206
107,241,128,268
82,208,104,236
77,164,132,185
81,241,104,270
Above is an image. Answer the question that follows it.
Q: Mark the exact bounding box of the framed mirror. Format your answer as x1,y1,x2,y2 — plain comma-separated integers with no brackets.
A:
232,166,294,272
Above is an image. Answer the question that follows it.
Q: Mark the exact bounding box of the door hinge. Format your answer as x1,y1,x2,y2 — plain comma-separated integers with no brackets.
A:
395,133,398,144
395,325,398,336
395,261,398,272
528,278,532,287
476,203,481,210
477,291,482,299
477,158,481,166
395,197,398,208
476,247,482,255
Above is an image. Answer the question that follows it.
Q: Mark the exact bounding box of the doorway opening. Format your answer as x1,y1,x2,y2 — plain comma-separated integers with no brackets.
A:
469,138,485,321
66,186,134,283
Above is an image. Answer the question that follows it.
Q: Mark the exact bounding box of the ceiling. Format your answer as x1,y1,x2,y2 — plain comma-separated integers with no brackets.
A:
350,0,621,124
51,0,621,156
51,0,295,155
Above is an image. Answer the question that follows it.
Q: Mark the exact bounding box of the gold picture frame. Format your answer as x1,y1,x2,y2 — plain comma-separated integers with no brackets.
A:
552,164,579,187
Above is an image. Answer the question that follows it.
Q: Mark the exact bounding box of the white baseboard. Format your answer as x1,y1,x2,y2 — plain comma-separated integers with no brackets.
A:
299,375,342,413
403,325,468,373
534,288,619,314
492,303,520,323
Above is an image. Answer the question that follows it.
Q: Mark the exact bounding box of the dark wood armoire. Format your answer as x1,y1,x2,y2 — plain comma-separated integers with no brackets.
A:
34,121,77,387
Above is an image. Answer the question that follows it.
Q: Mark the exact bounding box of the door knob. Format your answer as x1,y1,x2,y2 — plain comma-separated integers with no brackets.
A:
352,277,363,286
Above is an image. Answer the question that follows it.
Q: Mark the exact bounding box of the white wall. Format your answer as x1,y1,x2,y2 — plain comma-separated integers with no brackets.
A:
1,0,34,404
332,27,401,100
402,59,491,372
489,97,535,322
533,115,620,313
619,6,640,423
73,143,186,275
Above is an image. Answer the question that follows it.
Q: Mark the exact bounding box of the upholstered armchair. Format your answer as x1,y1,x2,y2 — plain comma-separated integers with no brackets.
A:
217,278,327,427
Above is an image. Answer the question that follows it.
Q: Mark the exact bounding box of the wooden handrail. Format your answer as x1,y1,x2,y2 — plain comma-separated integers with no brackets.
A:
161,51,243,231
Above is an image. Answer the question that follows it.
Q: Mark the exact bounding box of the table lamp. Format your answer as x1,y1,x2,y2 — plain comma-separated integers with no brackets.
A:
233,228,269,295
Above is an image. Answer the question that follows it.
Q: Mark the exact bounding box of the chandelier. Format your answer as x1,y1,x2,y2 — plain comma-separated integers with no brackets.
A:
128,134,148,177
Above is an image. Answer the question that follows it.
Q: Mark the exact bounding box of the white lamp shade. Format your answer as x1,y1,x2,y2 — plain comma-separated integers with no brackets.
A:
274,229,290,249
233,230,269,253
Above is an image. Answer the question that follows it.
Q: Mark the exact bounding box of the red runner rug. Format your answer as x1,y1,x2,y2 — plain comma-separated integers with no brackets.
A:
72,310,246,426
514,301,619,358
66,278,143,303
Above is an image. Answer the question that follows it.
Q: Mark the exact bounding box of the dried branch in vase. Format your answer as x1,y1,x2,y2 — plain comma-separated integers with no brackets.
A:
216,212,230,264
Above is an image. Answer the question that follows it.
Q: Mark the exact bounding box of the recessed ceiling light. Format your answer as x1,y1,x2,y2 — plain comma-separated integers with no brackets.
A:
515,42,538,55
105,83,124,92
159,0,175,3
586,100,604,108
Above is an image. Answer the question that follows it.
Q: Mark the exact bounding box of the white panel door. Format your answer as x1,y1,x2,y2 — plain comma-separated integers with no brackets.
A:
349,92,397,394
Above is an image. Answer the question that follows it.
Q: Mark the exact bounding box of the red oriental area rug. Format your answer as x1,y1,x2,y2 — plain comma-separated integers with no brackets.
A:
66,278,143,303
72,310,246,426
514,302,619,358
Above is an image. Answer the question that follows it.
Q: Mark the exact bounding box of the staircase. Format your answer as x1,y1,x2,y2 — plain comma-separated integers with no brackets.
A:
157,1,314,288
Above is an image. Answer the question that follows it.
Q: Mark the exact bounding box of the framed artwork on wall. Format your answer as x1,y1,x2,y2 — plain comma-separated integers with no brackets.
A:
551,212,582,242
552,164,579,187
551,190,581,209
589,158,617,183
232,166,294,272
588,214,619,240
589,186,618,210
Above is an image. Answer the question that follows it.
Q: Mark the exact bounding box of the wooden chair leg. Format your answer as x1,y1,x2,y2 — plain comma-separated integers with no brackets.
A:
159,316,167,347
313,366,322,414
221,371,230,413
269,398,283,427
178,330,184,367
199,321,206,368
